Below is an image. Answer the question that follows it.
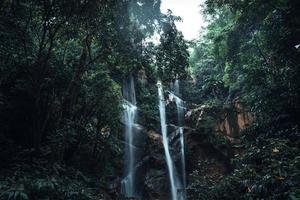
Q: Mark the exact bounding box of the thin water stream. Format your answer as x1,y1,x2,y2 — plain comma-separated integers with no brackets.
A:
157,81,178,200
174,80,187,199
122,76,137,198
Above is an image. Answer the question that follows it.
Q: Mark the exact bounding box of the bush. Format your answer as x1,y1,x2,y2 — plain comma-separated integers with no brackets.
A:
188,120,300,199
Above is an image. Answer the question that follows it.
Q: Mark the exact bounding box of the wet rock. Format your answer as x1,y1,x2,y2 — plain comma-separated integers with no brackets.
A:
186,97,253,143
142,129,180,199
144,169,170,199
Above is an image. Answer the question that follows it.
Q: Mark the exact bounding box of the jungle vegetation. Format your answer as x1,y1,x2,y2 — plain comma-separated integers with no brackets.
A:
0,0,299,199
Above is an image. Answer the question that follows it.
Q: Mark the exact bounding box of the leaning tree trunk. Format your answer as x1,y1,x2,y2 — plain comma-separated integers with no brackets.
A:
59,34,91,162
60,35,91,120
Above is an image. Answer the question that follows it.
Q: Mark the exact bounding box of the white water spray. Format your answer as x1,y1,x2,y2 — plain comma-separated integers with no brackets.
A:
174,80,187,199
122,76,137,197
157,81,178,200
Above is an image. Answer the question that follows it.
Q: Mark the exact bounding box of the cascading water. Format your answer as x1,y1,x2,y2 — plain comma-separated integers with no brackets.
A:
157,81,178,200
122,75,137,198
121,77,186,199
173,80,187,199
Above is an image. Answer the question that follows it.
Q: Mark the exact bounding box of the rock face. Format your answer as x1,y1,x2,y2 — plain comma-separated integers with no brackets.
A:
143,129,169,199
185,127,232,182
120,98,253,199
183,98,254,197
186,97,253,144
216,98,253,142
143,127,191,199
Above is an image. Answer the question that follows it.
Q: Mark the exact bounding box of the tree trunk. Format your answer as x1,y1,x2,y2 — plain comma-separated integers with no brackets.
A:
61,35,91,120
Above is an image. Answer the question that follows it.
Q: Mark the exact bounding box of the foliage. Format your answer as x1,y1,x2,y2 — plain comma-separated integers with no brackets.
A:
0,0,190,198
0,160,104,200
156,10,189,82
1,0,299,198
190,0,300,119
187,0,300,199
188,120,300,199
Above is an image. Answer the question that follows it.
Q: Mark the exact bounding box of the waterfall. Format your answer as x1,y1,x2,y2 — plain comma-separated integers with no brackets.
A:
157,81,178,200
122,75,137,198
174,80,187,199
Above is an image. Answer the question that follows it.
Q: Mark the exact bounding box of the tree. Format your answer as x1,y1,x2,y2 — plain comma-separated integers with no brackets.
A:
156,10,189,82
